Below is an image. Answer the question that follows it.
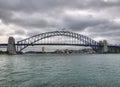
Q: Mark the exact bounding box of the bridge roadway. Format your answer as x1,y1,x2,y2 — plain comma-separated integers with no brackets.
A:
0,43,120,48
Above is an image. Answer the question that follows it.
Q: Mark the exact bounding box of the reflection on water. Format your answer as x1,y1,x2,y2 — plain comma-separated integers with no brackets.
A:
0,54,120,87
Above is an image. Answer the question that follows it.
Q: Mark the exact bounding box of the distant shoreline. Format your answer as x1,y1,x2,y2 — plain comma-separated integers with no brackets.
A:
0,50,120,55
0,51,8,55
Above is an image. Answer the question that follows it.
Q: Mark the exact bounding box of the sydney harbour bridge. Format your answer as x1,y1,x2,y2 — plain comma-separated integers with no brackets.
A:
0,30,120,54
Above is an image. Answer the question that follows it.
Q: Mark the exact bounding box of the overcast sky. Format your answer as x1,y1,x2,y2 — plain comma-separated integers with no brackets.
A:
0,0,120,44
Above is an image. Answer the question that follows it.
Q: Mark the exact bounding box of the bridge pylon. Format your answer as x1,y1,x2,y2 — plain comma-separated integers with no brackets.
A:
98,40,108,53
7,37,16,55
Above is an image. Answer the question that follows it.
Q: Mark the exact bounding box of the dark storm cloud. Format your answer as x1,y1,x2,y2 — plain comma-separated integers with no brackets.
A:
11,18,50,29
62,15,109,31
86,21,120,39
0,0,120,43
0,0,120,13
0,9,13,24
0,0,120,24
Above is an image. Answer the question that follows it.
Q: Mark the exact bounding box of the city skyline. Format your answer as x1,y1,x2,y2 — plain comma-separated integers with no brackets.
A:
0,0,120,44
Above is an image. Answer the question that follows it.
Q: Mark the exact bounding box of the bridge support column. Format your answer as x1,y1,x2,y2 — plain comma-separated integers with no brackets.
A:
103,40,108,53
99,40,108,53
7,37,16,55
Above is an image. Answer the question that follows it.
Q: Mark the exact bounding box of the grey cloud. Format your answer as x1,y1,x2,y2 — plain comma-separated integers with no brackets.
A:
88,21,120,33
1,0,119,29
0,29,6,36
0,10,13,24
90,30,120,37
0,0,120,13
0,0,120,44
62,15,109,31
11,18,49,28
14,29,26,35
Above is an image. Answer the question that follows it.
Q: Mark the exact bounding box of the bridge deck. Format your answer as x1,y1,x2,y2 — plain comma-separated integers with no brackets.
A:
0,43,120,48
0,43,98,46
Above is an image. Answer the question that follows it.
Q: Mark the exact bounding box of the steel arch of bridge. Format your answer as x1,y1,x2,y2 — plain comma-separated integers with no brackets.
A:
17,31,99,52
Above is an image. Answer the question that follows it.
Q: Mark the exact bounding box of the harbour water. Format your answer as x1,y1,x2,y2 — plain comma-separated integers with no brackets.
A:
0,54,120,87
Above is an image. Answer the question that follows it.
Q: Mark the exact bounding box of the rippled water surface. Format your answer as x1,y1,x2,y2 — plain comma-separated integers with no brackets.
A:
0,54,120,87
